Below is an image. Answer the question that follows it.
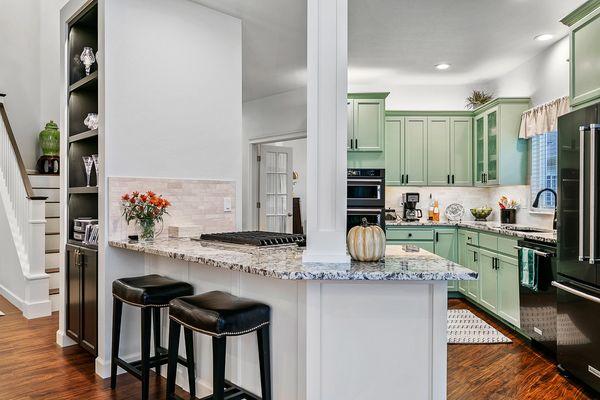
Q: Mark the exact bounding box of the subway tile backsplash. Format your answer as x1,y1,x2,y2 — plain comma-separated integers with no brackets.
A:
386,185,554,230
108,177,236,241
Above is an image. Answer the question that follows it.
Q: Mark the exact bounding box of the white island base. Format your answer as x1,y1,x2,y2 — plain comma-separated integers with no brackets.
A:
145,254,448,400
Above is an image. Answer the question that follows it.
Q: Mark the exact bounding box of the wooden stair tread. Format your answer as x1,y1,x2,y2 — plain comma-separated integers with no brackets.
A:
45,268,60,274
45,232,60,236
45,249,60,254
49,288,59,296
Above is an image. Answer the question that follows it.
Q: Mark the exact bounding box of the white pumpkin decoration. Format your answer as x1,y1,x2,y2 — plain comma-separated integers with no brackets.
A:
347,218,386,262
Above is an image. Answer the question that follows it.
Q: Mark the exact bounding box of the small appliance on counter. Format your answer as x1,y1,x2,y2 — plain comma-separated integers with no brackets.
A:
401,193,422,222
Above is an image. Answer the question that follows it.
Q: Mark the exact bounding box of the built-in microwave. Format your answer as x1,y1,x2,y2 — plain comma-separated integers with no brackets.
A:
347,207,385,232
347,169,385,208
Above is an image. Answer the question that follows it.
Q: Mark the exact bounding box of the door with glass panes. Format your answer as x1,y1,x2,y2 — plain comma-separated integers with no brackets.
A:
259,145,293,233
474,106,499,186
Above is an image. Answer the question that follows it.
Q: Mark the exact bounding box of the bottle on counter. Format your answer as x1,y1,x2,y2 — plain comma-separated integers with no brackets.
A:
433,199,440,222
428,194,434,221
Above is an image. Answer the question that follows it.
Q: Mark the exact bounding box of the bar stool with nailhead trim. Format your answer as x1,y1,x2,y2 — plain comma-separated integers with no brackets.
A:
166,290,272,400
111,274,195,400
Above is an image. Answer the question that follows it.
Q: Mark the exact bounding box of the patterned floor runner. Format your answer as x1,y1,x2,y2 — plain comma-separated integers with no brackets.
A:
448,309,512,344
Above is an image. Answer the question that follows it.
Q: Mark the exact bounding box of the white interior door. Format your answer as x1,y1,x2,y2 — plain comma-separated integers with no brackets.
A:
259,145,293,233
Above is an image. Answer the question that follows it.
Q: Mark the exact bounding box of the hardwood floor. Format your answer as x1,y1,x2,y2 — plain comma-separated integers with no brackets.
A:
448,299,597,400
0,295,596,399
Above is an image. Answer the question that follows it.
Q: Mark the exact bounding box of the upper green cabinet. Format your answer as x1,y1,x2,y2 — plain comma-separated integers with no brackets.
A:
450,117,473,185
473,98,530,187
427,117,451,185
427,116,473,186
562,2,600,108
385,116,428,186
348,93,388,169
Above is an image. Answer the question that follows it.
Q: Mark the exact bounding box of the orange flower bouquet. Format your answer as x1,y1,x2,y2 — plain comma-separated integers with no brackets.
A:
121,191,171,242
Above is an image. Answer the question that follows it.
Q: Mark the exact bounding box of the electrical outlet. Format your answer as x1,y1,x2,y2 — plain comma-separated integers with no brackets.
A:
223,197,232,212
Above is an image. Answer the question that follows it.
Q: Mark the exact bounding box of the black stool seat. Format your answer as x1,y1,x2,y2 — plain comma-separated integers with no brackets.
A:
169,291,271,337
113,274,193,306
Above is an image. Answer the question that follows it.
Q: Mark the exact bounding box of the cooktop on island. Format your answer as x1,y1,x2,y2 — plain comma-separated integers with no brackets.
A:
196,231,306,247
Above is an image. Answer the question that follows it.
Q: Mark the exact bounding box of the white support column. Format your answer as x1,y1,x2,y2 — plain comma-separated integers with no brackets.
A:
303,0,350,264
26,199,47,278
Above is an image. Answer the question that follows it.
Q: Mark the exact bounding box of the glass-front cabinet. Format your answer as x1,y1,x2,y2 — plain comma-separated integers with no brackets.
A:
475,115,485,185
474,106,499,186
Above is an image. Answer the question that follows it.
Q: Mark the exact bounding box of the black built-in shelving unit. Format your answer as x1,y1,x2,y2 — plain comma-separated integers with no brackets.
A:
65,0,98,356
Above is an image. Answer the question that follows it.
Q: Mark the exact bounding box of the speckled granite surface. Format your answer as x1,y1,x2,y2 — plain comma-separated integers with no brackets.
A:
109,238,478,281
386,220,556,244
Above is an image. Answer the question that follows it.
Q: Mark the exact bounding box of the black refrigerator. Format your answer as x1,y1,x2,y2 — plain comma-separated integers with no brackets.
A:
556,102,600,392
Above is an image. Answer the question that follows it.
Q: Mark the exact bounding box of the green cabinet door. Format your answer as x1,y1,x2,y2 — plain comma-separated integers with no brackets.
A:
385,117,403,186
427,117,451,186
353,99,384,151
478,248,498,313
486,108,499,185
474,115,485,186
388,240,434,253
450,117,473,186
570,9,600,107
457,230,469,295
497,254,520,328
347,99,354,150
434,228,458,292
404,117,427,185
466,245,480,302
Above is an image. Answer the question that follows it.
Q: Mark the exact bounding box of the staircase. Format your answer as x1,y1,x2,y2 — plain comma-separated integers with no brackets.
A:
29,173,61,312
0,99,52,319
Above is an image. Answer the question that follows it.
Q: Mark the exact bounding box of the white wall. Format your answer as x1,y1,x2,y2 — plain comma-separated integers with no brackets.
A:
100,0,242,373
487,36,570,107
0,0,41,169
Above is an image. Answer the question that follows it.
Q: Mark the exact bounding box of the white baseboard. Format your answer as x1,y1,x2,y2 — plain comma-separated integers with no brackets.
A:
0,281,51,319
56,330,77,347
0,283,23,310
95,352,142,379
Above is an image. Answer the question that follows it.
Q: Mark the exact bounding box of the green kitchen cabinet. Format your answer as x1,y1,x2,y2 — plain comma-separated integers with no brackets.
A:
466,244,481,302
427,117,451,185
387,240,435,253
473,98,530,187
497,254,521,327
478,248,499,313
434,228,458,291
563,4,600,108
457,230,469,295
450,117,473,185
385,117,403,185
347,99,354,150
348,93,388,169
404,117,428,185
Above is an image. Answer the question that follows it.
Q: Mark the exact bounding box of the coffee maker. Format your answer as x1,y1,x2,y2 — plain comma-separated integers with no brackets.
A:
401,193,423,221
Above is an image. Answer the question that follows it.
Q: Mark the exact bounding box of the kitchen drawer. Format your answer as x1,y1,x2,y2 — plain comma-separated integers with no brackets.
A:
386,228,434,241
387,240,435,253
463,230,479,246
479,232,498,251
497,236,518,257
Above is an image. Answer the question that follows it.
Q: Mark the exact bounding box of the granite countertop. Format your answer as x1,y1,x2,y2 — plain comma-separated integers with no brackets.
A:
385,220,557,244
109,237,478,281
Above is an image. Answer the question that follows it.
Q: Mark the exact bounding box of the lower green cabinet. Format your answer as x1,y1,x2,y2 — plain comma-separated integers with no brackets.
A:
434,228,458,291
465,244,480,301
387,240,434,253
497,254,520,327
457,231,468,295
478,248,499,313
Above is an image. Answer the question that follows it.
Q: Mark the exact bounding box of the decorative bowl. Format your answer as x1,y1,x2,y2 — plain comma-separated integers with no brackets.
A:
470,207,493,221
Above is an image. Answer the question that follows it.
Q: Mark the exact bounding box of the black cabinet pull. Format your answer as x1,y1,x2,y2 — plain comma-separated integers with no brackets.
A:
452,175,455,184
447,175,450,184
435,232,439,242
405,174,408,183
355,139,358,149
401,174,404,184
474,252,478,262
408,233,413,237
350,139,353,149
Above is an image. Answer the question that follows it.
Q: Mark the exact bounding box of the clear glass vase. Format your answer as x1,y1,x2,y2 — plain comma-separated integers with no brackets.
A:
136,219,157,243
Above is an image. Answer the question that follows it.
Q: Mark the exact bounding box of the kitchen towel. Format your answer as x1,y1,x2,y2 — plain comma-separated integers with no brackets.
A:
519,247,538,291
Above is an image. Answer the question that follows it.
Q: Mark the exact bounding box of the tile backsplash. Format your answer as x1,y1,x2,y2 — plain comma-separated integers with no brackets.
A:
386,185,554,230
108,177,236,241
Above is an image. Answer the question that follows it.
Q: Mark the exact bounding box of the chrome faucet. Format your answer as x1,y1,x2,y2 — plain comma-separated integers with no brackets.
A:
532,188,557,230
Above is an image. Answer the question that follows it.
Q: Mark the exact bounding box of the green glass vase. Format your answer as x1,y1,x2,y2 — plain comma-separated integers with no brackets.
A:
39,121,60,156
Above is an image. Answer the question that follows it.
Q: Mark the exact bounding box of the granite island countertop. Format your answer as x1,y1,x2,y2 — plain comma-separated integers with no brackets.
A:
109,237,478,281
385,220,557,244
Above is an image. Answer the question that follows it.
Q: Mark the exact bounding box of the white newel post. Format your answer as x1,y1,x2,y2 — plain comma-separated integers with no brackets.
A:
22,198,50,319
303,0,349,264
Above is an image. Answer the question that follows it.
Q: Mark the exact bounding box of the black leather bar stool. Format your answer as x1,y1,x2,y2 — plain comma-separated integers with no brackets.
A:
111,274,195,400
166,291,272,400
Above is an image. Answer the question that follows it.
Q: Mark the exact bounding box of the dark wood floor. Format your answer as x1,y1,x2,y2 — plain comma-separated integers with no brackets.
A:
0,295,596,399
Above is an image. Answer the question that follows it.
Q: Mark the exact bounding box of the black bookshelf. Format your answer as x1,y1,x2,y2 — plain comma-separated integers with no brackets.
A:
66,0,99,357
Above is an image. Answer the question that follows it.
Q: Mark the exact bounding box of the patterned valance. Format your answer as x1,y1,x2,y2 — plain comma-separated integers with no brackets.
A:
519,96,570,139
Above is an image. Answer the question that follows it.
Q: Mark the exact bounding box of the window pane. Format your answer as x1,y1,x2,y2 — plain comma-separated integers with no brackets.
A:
530,131,557,209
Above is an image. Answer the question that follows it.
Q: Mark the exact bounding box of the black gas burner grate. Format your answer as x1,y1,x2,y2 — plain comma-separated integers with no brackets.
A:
199,231,306,247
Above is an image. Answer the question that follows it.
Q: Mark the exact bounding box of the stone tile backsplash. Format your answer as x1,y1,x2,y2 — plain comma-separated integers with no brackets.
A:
108,177,236,240
386,185,554,230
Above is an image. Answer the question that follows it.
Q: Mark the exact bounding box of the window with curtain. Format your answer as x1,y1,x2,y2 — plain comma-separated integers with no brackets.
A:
530,131,558,210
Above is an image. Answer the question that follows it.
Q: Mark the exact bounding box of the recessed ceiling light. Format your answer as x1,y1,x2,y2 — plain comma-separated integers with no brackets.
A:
435,63,451,70
534,34,554,41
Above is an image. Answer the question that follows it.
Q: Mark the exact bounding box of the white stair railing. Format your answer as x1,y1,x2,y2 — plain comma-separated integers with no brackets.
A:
0,98,50,318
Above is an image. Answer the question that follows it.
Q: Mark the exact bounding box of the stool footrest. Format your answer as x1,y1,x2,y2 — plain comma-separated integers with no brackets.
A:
116,346,191,381
168,380,261,400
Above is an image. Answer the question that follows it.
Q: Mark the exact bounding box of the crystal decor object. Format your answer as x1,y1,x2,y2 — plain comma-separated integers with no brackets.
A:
92,154,100,187
80,47,96,76
82,156,94,187
84,113,98,130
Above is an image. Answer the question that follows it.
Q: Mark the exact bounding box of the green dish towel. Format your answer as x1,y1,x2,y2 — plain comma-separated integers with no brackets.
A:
519,248,538,291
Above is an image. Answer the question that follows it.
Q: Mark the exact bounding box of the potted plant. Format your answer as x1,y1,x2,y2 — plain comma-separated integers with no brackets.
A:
121,190,171,243
465,90,493,110
498,196,519,224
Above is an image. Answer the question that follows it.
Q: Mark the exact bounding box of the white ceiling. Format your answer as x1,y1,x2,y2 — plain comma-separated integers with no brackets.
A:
192,0,585,101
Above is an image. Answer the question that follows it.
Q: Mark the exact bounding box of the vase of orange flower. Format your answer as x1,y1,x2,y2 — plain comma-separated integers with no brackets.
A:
121,190,171,243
